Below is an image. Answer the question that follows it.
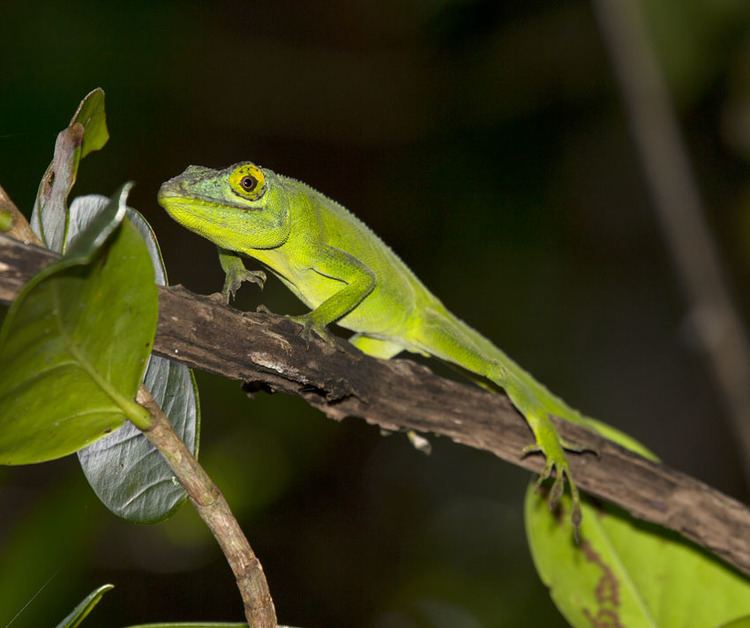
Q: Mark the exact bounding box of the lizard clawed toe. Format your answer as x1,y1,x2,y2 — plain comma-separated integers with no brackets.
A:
525,427,583,537
222,269,267,303
289,314,332,348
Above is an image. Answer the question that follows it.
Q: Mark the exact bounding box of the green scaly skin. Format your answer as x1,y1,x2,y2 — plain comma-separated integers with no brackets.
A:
159,161,596,527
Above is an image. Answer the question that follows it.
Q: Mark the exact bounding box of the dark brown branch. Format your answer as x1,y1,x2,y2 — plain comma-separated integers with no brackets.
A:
137,387,276,627
1,233,749,577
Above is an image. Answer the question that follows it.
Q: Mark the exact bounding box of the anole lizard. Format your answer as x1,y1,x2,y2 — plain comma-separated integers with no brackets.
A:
159,161,597,525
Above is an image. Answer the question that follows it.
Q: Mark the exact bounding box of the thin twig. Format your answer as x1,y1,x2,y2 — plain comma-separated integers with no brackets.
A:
137,386,277,627
1,233,748,576
592,0,750,486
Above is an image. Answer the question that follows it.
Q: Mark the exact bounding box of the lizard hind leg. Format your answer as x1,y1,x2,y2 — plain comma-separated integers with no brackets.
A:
411,309,584,531
349,334,406,359
489,361,584,530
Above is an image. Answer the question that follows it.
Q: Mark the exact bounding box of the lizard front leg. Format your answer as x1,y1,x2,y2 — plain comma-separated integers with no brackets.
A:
218,247,266,302
292,245,376,343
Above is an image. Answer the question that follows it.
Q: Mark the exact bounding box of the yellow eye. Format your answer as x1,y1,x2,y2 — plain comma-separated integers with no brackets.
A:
229,164,267,200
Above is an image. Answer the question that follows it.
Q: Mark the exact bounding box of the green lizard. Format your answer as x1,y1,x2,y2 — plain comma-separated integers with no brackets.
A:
158,161,595,524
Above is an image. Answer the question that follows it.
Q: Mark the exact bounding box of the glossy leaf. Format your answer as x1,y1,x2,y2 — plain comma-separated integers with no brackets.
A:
30,88,109,252
55,584,113,628
30,124,83,251
79,356,199,522
0,186,157,463
26,86,198,520
526,418,750,627
66,195,166,284
526,491,750,626
71,195,200,523
70,88,109,158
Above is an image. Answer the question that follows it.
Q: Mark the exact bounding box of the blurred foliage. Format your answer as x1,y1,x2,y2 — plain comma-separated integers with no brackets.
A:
56,584,114,628
2,0,750,626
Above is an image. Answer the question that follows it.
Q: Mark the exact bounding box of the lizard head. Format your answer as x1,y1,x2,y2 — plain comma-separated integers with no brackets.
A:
158,161,292,251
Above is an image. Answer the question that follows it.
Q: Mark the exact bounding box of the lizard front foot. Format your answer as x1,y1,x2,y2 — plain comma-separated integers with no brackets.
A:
222,268,267,303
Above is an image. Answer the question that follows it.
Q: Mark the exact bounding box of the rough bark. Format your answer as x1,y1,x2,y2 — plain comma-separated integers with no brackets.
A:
1,233,749,577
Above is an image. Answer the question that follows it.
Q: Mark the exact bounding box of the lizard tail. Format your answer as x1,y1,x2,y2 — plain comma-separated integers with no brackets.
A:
407,304,587,427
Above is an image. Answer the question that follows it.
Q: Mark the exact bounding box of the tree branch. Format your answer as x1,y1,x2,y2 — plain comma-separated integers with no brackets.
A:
137,386,276,627
1,233,749,577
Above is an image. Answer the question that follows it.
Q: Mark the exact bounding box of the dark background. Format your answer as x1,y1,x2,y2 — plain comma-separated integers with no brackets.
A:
2,1,750,626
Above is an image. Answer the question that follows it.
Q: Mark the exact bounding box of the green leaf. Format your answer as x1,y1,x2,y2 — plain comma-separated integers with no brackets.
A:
79,356,199,522
70,88,109,159
526,419,750,626
0,185,157,463
70,195,201,523
30,88,109,252
526,491,750,626
55,584,113,628
66,196,167,282
30,125,83,251
24,91,197,520
0,209,12,232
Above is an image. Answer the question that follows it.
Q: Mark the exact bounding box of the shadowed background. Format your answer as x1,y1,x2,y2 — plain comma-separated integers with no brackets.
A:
1,0,750,626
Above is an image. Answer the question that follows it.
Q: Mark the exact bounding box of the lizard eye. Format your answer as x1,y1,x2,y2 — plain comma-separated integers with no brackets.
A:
240,175,257,192
229,163,267,201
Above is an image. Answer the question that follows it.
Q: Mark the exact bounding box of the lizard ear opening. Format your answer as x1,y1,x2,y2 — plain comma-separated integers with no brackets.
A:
229,163,267,201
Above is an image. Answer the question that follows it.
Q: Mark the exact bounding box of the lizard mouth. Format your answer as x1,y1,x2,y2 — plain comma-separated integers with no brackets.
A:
158,190,258,216
157,179,262,213
159,194,225,218
157,176,198,203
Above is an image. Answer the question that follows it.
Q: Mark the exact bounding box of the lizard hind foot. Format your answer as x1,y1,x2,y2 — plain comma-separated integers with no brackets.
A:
288,314,334,347
533,457,583,539
525,421,583,537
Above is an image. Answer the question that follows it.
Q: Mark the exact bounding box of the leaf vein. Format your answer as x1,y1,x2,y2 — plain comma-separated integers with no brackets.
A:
121,477,176,508
0,360,80,403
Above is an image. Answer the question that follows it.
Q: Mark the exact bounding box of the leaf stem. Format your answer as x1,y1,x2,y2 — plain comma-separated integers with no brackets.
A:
136,385,277,627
